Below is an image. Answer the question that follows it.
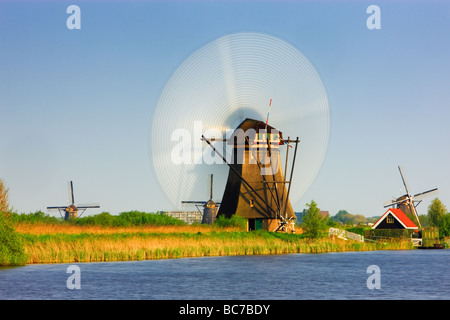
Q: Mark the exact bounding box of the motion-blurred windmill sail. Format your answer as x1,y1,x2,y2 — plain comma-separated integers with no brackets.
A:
47,181,100,220
383,166,438,228
151,33,330,217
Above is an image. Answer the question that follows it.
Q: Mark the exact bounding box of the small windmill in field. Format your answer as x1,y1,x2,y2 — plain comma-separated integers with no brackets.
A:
383,166,438,228
182,174,220,224
47,181,100,220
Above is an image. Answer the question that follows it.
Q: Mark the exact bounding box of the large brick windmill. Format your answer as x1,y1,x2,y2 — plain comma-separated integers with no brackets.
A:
202,118,299,232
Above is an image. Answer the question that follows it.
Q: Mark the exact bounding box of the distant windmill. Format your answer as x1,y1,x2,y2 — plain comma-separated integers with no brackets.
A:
383,166,438,228
47,181,100,220
182,174,220,224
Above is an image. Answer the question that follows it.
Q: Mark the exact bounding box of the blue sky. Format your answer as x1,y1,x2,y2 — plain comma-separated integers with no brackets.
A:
1,1,449,218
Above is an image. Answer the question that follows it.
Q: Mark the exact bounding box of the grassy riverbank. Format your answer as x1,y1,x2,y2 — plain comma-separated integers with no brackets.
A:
17,223,414,264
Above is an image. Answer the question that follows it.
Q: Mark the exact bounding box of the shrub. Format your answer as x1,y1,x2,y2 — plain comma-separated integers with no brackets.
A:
72,211,186,227
117,211,186,226
73,212,118,226
214,215,247,230
346,226,370,236
0,212,27,266
11,210,61,224
364,228,414,240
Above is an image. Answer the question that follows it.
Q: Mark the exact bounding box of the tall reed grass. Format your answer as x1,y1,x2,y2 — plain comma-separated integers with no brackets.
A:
20,227,414,264
11,211,415,264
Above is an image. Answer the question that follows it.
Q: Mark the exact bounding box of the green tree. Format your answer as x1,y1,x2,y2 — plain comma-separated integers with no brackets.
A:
0,178,27,265
331,210,354,225
0,178,9,213
353,214,368,225
302,200,327,238
438,213,450,238
0,211,27,266
428,198,447,227
418,214,429,227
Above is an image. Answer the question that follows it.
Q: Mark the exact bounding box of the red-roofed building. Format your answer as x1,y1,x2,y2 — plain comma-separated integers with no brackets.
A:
372,208,418,230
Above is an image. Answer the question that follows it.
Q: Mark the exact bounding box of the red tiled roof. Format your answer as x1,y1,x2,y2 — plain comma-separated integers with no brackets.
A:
372,208,418,229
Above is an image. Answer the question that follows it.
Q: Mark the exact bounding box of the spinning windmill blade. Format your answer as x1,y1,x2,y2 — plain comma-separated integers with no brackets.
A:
398,166,411,196
151,32,330,212
207,173,214,201
413,188,439,202
384,189,439,208
181,174,219,205
384,166,413,207
76,202,101,218
383,197,399,207
68,181,75,205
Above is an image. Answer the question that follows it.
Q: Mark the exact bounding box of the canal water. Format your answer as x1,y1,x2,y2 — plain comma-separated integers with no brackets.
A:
0,250,449,300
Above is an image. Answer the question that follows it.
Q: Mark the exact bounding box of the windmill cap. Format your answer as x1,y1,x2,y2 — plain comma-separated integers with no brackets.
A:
206,200,217,208
227,118,284,146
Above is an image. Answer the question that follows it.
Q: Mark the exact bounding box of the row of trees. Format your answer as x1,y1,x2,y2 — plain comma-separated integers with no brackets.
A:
330,210,379,225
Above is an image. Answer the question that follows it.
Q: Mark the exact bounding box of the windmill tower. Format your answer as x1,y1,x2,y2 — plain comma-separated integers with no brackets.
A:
47,181,100,220
203,118,299,232
384,166,438,228
182,174,220,225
